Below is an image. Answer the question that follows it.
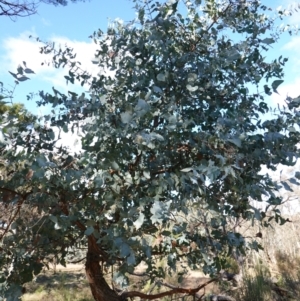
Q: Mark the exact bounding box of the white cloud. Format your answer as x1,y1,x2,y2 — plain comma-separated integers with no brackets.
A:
270,78,300,106
41,18,51,26
282,36,300,72
259,161,300,213
283,35,300,51
1,31,100,93
54,126,83,154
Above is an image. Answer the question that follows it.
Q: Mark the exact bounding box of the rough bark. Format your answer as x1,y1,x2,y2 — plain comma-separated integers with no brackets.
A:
85,236,121,301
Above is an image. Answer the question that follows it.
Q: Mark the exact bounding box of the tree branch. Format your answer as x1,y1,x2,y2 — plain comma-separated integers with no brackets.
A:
0,196,24,240
0,0,37,18
122,278,217,300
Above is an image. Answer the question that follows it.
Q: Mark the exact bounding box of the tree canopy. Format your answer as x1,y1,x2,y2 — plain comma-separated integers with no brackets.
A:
1,0,300,300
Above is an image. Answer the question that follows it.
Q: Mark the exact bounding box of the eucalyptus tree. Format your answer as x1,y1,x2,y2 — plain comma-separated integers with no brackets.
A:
1,0,300,300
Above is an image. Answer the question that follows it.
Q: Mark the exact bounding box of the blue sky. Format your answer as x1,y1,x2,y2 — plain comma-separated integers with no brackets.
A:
0,0,299,116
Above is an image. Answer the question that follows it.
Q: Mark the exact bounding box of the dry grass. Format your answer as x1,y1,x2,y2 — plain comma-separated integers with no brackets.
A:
22,269,94,301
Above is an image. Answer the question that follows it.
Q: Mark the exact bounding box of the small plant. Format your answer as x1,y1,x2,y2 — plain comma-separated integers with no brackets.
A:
223,256,240,275
234,263,272,301
275,251,300,299
34,285,45,293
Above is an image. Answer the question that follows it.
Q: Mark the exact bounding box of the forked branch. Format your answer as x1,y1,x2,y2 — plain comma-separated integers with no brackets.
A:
122,278,217,300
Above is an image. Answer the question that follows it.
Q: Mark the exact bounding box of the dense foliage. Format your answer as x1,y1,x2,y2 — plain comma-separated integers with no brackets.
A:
1,0,300,300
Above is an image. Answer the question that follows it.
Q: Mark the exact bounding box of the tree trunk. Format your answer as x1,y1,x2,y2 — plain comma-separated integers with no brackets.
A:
85,236,121,301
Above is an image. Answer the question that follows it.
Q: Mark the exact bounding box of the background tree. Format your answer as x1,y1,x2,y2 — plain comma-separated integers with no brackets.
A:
1,0,300,300
0,0,86,19
0,102,33,123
